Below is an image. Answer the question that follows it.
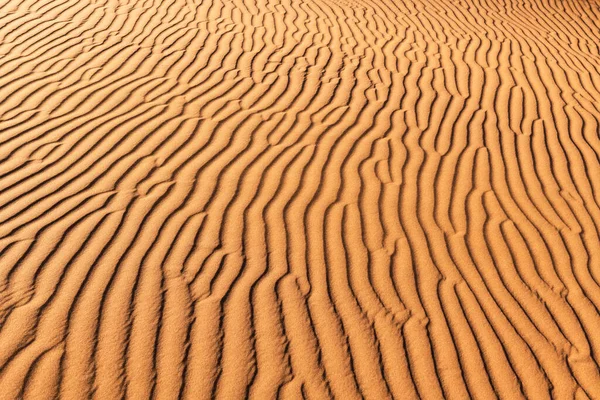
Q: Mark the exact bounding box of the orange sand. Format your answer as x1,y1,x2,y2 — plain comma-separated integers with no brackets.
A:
0,0,600,398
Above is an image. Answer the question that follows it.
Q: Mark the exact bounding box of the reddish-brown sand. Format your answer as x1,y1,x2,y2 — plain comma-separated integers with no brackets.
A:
1,0,600,398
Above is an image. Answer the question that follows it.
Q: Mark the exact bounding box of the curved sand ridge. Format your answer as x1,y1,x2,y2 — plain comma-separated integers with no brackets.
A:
1,0,600,398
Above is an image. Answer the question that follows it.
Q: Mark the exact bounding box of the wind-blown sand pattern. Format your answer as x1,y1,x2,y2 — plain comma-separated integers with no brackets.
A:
1,0,600,398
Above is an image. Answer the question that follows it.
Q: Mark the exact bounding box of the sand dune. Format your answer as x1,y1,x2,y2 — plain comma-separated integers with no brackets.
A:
0,0,600,397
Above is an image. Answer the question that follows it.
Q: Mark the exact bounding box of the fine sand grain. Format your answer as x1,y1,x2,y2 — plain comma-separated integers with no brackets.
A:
1,0,600,398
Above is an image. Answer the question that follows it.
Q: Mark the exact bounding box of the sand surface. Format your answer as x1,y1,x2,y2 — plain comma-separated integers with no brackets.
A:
1,0,600,398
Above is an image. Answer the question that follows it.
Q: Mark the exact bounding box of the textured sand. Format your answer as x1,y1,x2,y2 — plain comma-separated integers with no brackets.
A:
1,0,600,398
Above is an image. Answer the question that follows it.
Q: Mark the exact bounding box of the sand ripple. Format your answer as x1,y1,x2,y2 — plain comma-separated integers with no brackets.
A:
0,0,600,398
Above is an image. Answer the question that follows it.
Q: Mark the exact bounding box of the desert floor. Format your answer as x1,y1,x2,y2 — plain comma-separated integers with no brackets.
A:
1,0,600,398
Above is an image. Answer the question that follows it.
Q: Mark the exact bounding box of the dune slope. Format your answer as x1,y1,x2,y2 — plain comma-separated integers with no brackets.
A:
1,0,600,398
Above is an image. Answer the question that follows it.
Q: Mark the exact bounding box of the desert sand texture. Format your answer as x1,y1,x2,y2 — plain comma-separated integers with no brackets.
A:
0,0,600,398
